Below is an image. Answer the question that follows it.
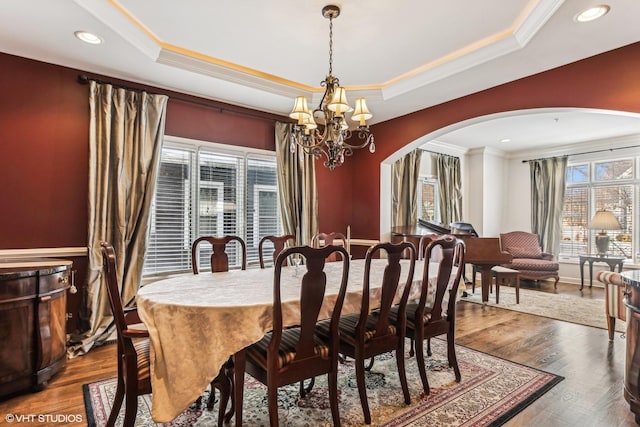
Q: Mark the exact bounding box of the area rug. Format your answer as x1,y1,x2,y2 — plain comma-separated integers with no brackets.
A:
461,286,625,333
84,339,562,426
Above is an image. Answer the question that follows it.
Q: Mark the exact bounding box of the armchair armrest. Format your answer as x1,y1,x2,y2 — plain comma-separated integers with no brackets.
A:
597,270,625,287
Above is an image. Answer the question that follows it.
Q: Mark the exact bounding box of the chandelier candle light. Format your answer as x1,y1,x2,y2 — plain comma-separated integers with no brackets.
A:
590,209,622,256
289,5,375,170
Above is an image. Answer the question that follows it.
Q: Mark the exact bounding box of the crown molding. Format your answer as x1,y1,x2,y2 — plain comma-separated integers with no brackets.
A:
81,0,563,105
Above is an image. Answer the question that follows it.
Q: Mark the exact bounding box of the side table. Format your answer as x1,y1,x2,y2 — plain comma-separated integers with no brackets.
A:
579,254,625,290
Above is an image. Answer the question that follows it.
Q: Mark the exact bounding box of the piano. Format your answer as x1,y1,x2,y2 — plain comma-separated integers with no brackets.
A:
390,219,512,303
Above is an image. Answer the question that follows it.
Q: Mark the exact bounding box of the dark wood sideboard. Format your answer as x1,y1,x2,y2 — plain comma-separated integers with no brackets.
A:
0,259,72,398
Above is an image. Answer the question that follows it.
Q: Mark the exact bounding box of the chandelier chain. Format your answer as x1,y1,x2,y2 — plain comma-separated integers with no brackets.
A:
328,14,333,76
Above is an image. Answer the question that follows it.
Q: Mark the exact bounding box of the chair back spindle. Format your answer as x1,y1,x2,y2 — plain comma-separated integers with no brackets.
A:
258,234,295,268
191,235,247,274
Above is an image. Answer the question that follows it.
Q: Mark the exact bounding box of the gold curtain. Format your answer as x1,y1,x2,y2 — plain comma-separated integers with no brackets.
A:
530,156,567,255
68,81,168,357
391,149,422,227
275,122,318,246
435,153,462,225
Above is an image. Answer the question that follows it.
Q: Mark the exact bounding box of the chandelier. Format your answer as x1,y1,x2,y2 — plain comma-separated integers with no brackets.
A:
289,5,375,171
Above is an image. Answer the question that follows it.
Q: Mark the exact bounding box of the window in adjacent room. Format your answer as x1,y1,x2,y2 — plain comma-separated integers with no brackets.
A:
560,156,637,263
417,176,440,223
143,137,281,276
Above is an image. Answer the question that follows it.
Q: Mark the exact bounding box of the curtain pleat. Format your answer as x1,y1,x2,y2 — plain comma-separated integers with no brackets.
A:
391,150,422,227
275,122,318,246
68,82,168,357
530,156,567,255
435,154,462,225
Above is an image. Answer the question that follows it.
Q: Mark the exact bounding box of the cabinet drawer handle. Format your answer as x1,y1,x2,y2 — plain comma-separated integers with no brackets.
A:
40,295,52,302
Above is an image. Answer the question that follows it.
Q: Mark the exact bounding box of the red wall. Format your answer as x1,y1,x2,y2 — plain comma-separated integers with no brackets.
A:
349,42,640,239
0,54,89,248
2,42,640,327
165,98,276,150
0,53,281,331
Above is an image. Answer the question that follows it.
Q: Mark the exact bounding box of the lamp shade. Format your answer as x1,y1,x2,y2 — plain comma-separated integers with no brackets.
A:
327,86,351,116
590,210,622,230
289,96,311,123
351,98,372,126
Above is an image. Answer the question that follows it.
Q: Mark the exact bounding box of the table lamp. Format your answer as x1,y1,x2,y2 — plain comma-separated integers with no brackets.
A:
590,209,621,256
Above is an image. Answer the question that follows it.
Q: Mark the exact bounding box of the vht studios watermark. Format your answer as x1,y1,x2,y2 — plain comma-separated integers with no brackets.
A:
4,413,84,424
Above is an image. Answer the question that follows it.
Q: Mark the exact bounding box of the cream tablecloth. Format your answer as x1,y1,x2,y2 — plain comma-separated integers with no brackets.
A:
137,258,458,422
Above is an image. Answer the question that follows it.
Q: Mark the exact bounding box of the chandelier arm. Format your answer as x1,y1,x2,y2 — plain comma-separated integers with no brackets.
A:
293,135,327,160
342,147,354,157
341,131,373,150
291,125,330,153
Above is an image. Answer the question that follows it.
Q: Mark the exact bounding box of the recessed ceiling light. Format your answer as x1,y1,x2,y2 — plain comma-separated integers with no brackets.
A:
500,138,511,143
575,5,610,23
74,30,103,45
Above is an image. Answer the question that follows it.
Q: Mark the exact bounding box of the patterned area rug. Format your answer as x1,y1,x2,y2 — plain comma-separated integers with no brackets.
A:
461,286,626,333
84,339,562,426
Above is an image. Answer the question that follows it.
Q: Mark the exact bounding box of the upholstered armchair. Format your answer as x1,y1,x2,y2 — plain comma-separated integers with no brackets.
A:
597,270,626,341
499,231,559,287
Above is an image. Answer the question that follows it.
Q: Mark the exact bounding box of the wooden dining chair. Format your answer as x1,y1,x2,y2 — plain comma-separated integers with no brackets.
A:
311,231,347,262
191,235,247,274
234,245,350,427
258,234,295,268
100,242,233,426
393,234,465,396
319,241,417,424
100,242,152,427
190,236,246,420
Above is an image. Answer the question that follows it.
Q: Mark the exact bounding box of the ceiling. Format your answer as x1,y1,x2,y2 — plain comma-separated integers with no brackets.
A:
1,0,640,153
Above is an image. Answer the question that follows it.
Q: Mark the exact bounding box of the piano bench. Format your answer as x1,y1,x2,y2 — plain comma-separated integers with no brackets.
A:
491,266,520,304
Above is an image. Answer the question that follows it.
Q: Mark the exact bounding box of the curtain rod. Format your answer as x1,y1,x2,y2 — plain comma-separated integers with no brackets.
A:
522,144,640,163
421,149,458,158
77,74,285,123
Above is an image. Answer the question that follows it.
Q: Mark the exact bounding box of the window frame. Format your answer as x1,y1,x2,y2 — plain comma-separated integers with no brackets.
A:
417,175,440,223
560,153,638,264
143,135,282,278
252,184,278,249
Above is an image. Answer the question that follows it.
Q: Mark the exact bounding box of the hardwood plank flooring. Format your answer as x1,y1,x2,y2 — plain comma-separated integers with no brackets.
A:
0,281,635,426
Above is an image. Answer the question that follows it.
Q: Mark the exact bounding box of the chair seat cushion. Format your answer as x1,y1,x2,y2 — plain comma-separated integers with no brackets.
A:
133,339,151,380
246,328,329,369
318,313,396,347
389,303,432,331
506,258,559,271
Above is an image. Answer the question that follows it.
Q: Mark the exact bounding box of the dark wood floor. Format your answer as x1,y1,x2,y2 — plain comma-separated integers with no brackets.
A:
0,281,636,426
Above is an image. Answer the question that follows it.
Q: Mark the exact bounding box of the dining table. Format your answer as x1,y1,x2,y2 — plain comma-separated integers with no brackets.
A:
136,258,459,423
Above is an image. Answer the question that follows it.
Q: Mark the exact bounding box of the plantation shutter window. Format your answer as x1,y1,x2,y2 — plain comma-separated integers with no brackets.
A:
143,138,281,276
